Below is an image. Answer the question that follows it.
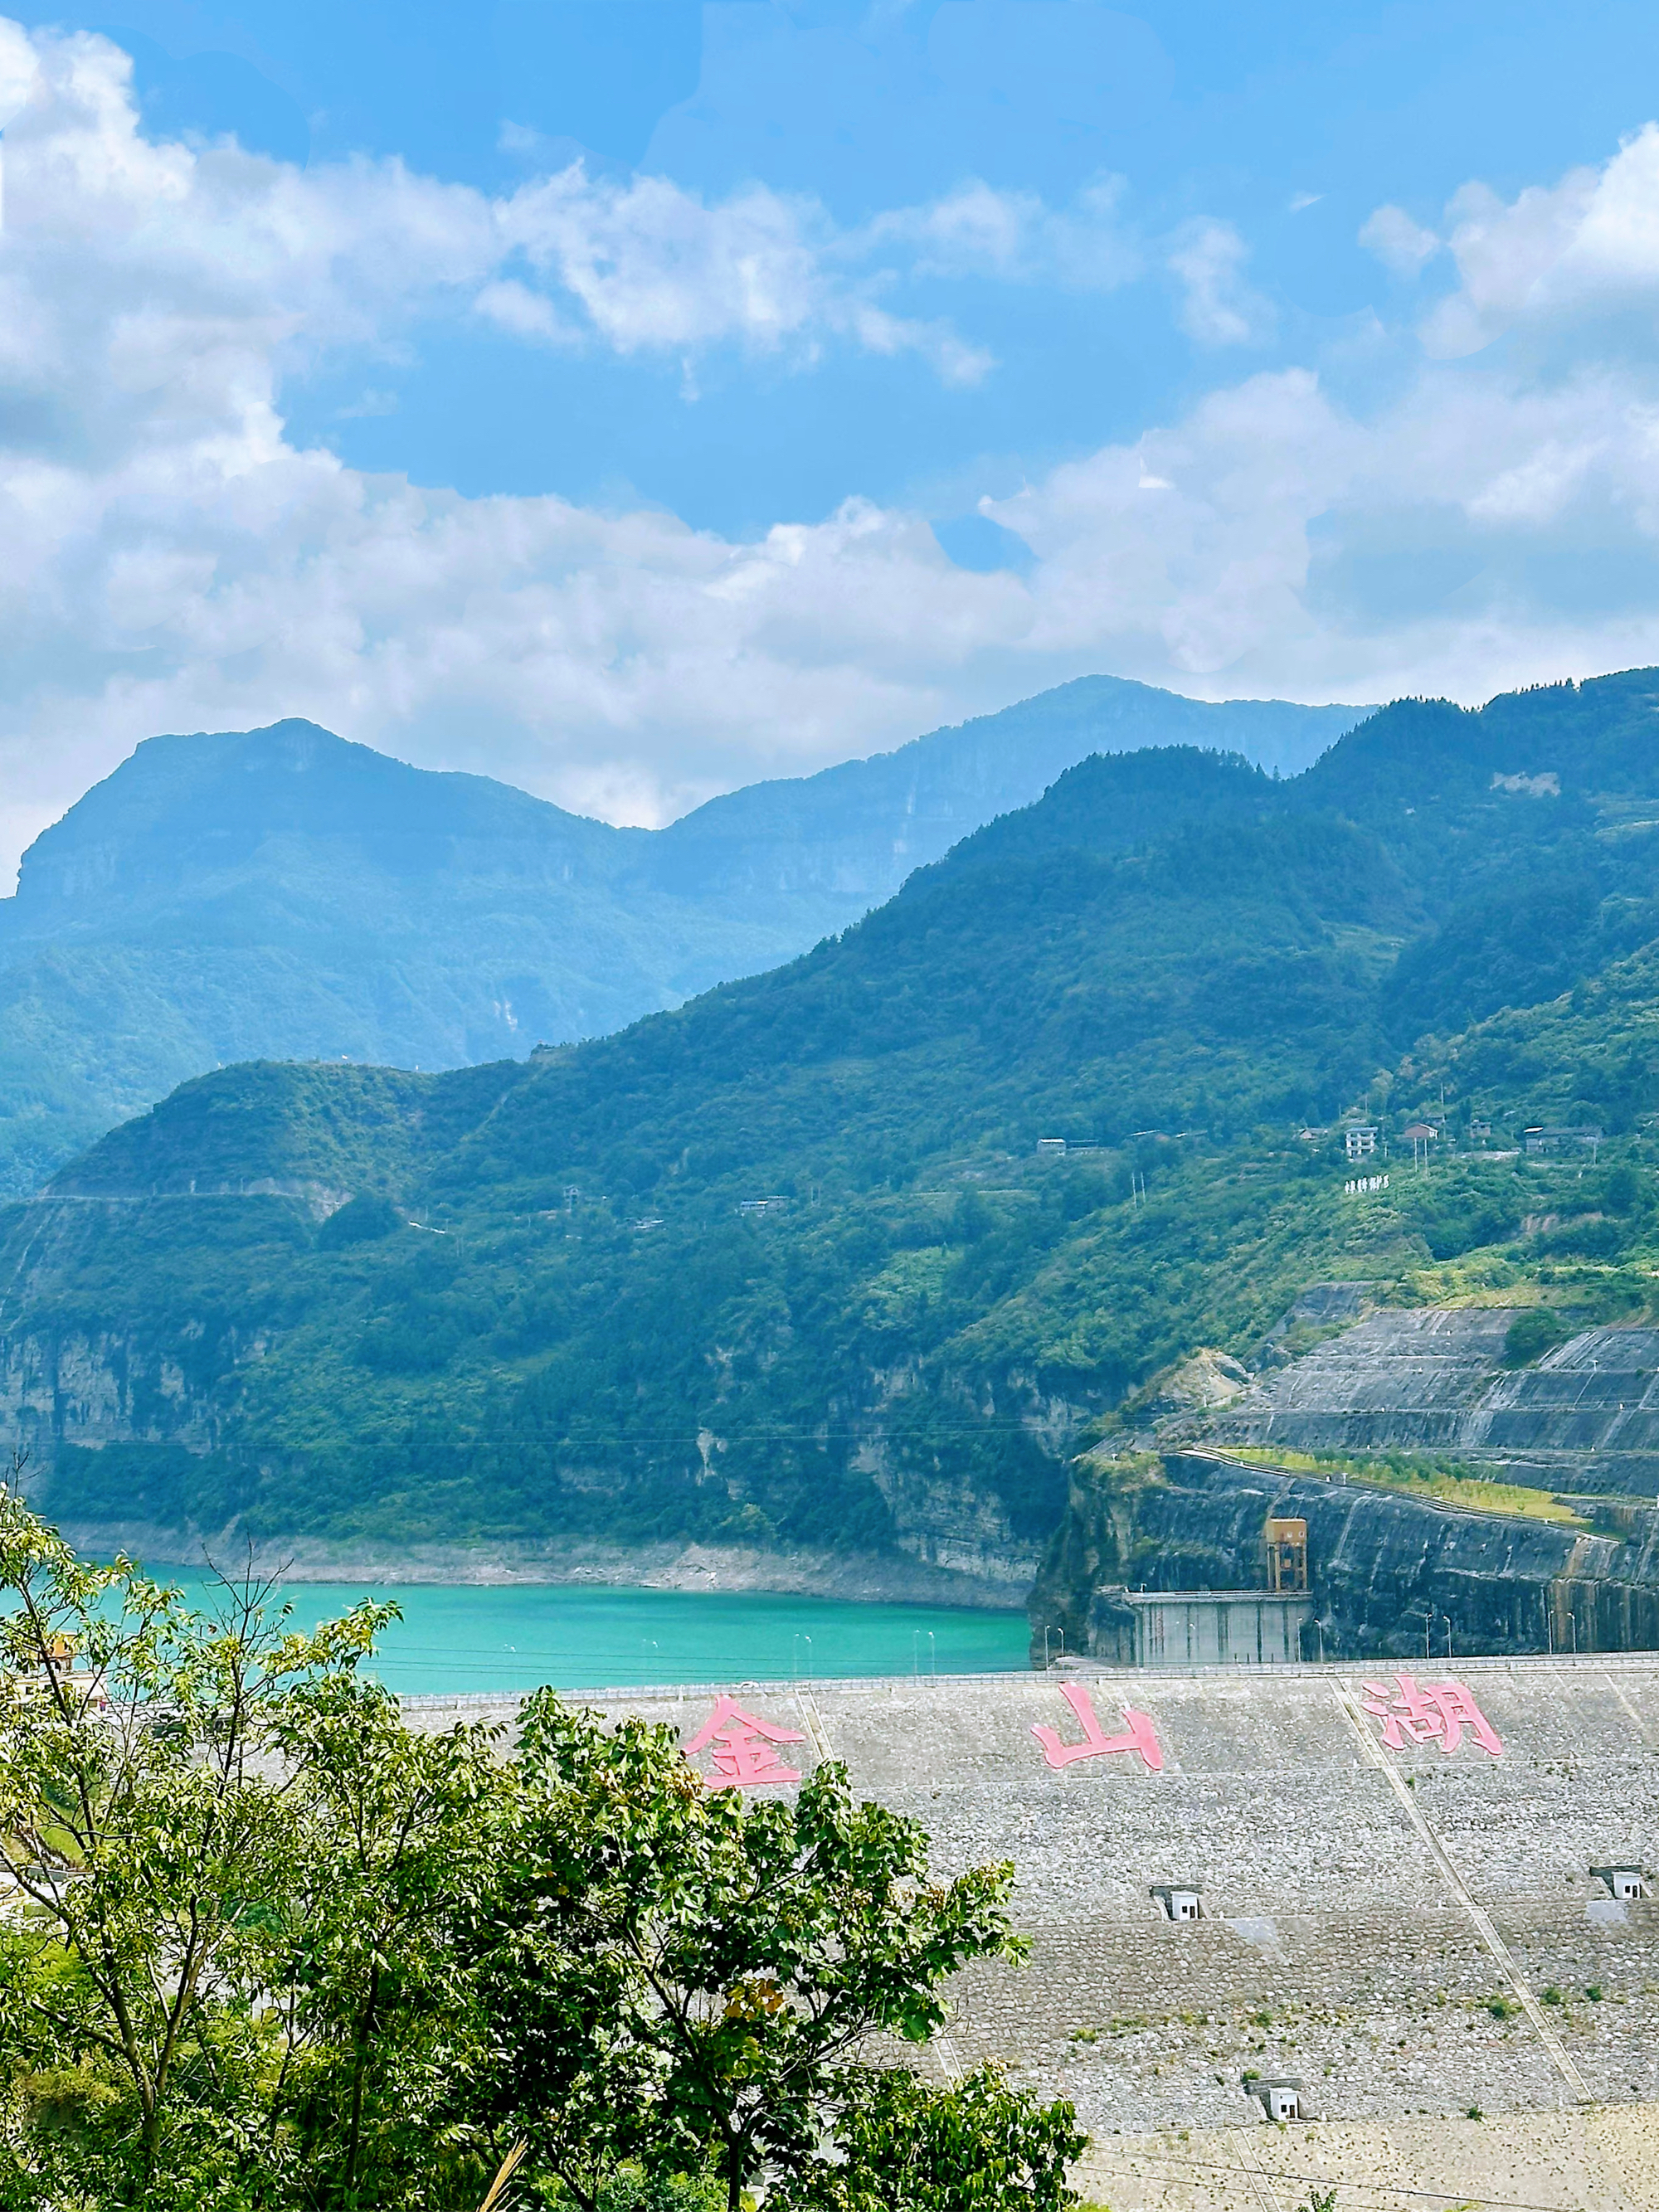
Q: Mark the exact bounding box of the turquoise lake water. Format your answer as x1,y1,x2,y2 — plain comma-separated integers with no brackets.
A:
151,1577,1031,1696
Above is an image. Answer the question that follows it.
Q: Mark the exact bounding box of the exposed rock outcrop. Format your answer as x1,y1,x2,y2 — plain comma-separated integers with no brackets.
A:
1032,1446,1659,1662
1121,1347,1252,1427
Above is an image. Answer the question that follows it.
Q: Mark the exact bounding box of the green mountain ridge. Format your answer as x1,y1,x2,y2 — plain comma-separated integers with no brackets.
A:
7,669,1659,1594
0,678,1364,1196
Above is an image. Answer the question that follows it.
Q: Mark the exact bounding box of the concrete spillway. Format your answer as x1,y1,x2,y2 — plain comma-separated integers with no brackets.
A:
407,1657,1659,2198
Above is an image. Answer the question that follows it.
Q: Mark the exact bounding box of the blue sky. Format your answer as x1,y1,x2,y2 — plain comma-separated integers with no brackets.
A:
4,2,1659,868
59,0,1659,526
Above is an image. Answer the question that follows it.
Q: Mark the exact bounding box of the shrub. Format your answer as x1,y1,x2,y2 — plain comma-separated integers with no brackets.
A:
318,1193,404,1247
1502,1307,1571,1369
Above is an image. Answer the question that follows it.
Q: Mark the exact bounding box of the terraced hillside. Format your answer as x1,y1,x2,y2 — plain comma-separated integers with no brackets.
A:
1214,1307,1659,1493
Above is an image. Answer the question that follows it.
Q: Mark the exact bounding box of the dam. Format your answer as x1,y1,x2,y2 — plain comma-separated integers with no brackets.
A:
410,1654,1659,2210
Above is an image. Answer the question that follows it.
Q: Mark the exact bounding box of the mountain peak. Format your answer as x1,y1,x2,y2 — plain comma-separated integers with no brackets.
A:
7,717,609,930
0,673,1373,1195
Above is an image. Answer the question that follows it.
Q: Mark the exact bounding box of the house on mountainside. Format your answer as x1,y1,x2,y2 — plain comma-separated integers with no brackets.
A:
1524,1125,1603,1155
1401,1120,1439,1168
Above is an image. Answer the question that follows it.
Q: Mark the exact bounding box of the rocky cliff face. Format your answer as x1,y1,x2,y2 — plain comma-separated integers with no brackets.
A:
1030,1446,1659,1663
0,1195,1063,1597
0,1198,266,1471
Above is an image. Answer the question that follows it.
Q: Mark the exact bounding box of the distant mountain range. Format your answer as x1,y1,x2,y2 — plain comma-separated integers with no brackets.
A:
7,666,1658,1594
0,677,1365,1193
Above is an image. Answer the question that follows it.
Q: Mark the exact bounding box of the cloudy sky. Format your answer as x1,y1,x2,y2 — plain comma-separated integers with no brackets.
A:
5,1,1659,874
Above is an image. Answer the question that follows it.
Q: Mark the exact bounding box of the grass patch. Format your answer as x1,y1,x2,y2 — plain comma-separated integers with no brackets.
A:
1220,1446,1588,1526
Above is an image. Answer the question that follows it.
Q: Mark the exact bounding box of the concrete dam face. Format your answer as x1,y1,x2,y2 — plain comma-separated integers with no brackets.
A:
412,1660,1659,2209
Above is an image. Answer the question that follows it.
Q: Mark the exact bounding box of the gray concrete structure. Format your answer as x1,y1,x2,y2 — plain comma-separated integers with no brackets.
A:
406,1655,1659,2144
1214,1306,1659,1500
1095,1587,1314,1668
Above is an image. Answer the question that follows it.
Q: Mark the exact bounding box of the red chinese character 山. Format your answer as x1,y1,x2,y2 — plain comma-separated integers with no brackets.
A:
1032,1684,1164,1772
1361,1673,1503,1758
684,1696,807,1787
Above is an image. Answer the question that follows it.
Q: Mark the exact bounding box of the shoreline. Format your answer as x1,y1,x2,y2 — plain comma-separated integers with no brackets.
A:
48,1524,1030,1612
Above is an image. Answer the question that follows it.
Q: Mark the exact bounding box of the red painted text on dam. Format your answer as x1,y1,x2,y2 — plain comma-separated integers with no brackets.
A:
684,1696,806,1787
1362,1673,1503,1757
1033,1685,1165,1772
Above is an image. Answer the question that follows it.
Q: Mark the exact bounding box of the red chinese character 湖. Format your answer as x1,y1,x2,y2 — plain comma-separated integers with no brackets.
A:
1361,1672,1503,1758
1032,1684,1164,1772
684,1696,807,1787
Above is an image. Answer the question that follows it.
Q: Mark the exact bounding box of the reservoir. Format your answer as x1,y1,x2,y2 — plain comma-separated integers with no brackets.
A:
157,1576,1032,1694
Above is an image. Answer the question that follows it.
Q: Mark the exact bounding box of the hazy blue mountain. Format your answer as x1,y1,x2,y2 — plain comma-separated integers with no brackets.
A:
649,675,1365,904
0,678,1368,1194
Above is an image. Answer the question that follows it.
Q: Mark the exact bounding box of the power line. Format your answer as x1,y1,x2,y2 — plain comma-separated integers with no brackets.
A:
304,1421,1104,1444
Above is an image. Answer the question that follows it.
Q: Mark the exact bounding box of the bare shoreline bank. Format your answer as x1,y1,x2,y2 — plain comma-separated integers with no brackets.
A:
45,1524,1031,1612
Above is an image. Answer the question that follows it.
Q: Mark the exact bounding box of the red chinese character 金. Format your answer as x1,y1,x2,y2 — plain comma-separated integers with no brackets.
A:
1361,1672,1502,1758
1032,1684,1164,1772
684,1695,807,1787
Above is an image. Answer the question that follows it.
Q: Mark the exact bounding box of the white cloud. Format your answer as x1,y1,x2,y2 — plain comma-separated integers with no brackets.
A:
985,359,1659,696
482,165,1134,378
8,22,1659,882
864,174,1140,289
1167,219,1273,346
0,17,1005,429
1360,203,1440,278
1418,122,1659,357
472,277,574,343
479,174,995,377
0,15,34,125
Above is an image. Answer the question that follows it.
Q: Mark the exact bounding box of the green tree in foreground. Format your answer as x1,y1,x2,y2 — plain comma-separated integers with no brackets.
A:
776,2064,1085,2212
0,1490,1082,2212
0,1480,399,2207
464,1691,1046,2212
269,1673,507,2208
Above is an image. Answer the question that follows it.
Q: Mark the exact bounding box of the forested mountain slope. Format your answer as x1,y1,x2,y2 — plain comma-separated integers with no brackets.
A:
7,669,1659,1592
0,679,1363,1198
